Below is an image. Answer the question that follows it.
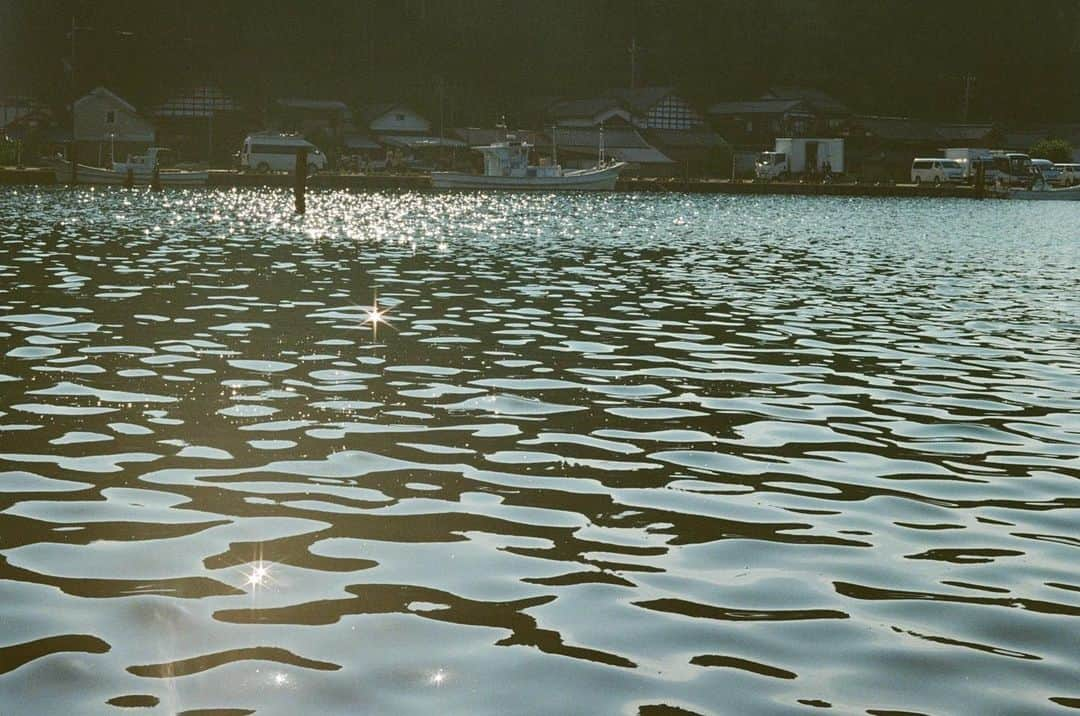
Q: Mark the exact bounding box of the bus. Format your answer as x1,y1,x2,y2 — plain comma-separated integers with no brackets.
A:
240,133,328,173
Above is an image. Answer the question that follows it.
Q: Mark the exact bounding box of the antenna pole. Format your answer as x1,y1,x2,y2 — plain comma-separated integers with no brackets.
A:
962,75,975,122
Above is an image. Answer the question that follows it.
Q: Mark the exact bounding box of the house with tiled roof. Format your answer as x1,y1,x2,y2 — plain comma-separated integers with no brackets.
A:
151,85,247,165
603,87,706,130
707,99,818,147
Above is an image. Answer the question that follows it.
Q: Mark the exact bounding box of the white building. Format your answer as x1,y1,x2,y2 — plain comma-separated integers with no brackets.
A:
73,87,155,166
359,103,432,135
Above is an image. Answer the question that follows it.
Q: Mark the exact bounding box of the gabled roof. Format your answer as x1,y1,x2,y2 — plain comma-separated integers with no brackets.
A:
277,98,349,112
646,128,728,148
547,97,624,120
551,126,652,149
762,86,849,114
357,103,414,123
74,86,139,114
708,99,811,116
551,126,673,164
849,115,939,142
379,134,465,149
934,123,996,142
603,86,674,114
454,127,547,147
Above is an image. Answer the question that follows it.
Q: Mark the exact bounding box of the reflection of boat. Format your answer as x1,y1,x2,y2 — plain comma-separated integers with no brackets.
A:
431,129,625,191
53,147,209,186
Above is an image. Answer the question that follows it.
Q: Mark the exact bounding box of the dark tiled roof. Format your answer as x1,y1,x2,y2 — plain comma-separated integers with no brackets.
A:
603,86,674,113
934,123,996,141
850,115,939,142
357,103,402,123
708,99,810,116
762,86,849,114
277,98,348,112
646,128,727,148
547,97,623,120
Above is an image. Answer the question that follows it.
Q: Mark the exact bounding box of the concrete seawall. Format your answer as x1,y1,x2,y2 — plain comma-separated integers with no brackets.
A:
2,167,983,198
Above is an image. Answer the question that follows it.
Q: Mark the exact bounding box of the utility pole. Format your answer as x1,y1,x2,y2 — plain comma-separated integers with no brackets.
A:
629,36,639,89
961,75,975,122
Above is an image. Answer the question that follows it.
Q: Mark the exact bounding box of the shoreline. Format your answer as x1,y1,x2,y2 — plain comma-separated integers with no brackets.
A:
0,166,984,198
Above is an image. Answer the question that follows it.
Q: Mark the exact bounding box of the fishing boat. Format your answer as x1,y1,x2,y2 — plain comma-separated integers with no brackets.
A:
52,147,209,186
1008,174,1080,201
431,126,625,191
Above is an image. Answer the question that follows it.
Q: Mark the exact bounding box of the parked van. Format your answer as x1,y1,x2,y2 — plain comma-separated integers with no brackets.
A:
240,133,328,173
1054,163,1080,186
1031,159,1062,186
911,158,965,185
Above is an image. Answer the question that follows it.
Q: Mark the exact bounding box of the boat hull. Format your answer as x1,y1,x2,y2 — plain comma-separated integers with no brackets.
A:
431,163,624,191
1009,185,1080,201
52,160,208,186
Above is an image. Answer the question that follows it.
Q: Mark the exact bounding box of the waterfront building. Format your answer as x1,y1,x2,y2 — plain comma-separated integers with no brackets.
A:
73,87,155,167
707,98,819,147
603,86,706,130
356,103,464,170
152,85,247,166
759,86,851,132
842,116,1002,181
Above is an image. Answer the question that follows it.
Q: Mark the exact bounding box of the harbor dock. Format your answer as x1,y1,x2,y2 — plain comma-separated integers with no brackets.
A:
2,166,982,198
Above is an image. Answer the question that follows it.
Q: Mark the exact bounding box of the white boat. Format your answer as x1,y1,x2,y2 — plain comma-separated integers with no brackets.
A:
53,147,209,186
431,129,625,191
1008,176,1080,201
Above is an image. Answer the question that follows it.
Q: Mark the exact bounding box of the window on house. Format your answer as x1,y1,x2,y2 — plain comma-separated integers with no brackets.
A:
396,113,405,121
105,110,116,124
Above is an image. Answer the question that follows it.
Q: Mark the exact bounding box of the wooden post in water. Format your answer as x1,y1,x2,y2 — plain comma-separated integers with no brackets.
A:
150,164,162,192
124,167,134,189
974,161,985,200
69,143,78,186
294,147,307,214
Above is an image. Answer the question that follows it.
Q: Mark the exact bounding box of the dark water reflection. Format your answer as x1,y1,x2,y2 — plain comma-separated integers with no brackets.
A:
0,187,1077,714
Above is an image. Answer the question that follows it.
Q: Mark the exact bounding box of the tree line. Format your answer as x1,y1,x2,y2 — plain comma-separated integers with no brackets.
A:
2,0,1078,126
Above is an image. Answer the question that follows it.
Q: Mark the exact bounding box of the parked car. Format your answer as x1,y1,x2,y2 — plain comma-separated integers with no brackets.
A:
1054,163,1080,186
240,133,328,174
1031,159,1062,186
911,158,965,185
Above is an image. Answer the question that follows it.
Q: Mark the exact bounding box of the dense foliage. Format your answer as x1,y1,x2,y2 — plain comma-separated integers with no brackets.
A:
2,0,1078,125
1029,138,1074,163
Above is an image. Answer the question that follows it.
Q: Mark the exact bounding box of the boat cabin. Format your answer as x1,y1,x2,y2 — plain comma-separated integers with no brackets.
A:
476,135,561,178
114,147,175,174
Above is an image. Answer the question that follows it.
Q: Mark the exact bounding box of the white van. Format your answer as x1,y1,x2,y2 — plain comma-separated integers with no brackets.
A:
911,158,965,185
240,133,328,173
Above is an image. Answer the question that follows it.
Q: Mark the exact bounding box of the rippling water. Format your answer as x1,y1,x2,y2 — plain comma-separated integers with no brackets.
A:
0,187,1077,714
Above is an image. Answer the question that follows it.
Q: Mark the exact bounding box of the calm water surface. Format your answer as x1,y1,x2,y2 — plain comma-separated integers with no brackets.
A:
0,188,1077,715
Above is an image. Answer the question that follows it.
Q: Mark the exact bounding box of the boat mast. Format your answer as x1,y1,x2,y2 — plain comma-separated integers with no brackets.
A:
552,125,558,167
598,123,605,166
